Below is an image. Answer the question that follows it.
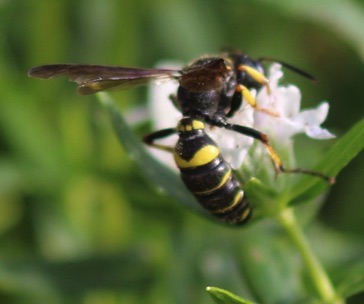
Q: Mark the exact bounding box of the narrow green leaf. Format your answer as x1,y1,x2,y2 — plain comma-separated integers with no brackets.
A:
96,93,207,215
206,286,256,304
289,118,364,206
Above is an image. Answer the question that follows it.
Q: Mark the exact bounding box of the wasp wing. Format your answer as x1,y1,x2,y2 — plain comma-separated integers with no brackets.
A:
28,64,181,94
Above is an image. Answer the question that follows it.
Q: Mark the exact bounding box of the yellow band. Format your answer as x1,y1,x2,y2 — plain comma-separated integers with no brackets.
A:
174,145,219,168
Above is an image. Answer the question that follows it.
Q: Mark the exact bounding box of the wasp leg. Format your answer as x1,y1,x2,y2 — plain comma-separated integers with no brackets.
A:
206,118,334,184
238,65,270,91
235,84,279,117
226,90,243,118
143,128,176,153
236,64,279,117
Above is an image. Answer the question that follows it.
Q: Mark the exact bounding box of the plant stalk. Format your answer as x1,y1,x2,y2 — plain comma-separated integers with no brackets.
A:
277,208,344,304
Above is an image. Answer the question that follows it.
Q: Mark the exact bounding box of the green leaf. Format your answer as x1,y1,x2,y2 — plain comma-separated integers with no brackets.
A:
97,93,208,216
206,286,256,304
336,262,364,298
289,118,364,206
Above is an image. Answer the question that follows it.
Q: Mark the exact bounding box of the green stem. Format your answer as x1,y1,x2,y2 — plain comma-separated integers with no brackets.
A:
277,208,344,304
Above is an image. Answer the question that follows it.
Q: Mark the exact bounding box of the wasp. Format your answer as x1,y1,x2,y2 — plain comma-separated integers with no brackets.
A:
28,51,333,225
143,117,252,225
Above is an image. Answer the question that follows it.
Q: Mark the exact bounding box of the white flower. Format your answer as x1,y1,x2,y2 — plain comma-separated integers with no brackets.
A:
254,64,335,143
212,63,335,169
148,61,335,171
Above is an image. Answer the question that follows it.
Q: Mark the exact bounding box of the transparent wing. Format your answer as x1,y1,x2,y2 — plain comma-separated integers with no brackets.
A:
28,64,181,94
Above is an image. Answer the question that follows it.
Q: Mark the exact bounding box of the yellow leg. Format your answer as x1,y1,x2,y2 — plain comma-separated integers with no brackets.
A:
236,84,279,117
261,133,335,184
239,64,272,94
239,65,269,85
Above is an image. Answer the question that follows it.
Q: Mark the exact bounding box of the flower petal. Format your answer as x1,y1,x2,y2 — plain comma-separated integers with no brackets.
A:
294,102,335,139
305,126,336,139
148,61,182,130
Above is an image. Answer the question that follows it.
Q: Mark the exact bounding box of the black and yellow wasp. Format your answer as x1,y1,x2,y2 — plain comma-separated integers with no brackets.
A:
28,50,333,225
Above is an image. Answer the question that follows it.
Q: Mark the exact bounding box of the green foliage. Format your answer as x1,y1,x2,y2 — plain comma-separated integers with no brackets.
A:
207,286,256,304
0,0,363,303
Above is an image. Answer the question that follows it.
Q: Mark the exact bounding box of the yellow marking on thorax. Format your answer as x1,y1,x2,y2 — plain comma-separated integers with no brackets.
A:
174,145,219,168
192,120,204,130
177,120,205,132
194,169,232,194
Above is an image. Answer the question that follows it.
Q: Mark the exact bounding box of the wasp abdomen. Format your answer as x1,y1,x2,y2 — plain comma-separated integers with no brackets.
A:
174,118,252,225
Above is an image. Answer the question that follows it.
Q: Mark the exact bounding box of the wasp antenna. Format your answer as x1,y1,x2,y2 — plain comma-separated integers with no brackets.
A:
258,57,317,83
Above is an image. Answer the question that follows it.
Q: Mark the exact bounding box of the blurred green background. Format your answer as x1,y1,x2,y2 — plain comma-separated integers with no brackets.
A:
0,0,363,303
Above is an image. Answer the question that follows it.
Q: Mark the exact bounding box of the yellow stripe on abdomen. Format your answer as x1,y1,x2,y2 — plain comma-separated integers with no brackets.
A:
174,145,220,168
194,169,232,195
213,190,244,214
